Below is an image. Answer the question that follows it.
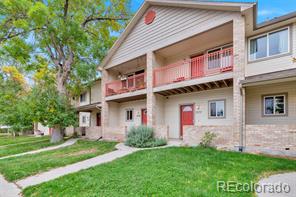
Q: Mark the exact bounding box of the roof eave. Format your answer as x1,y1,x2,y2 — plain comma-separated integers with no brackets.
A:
99,0,255,69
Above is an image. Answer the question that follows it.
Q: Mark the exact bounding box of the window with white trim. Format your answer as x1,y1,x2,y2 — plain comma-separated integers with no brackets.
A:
249,27,289,61
126,109,133,121
80,93,86,102
209,100,225,118
263,95,286,116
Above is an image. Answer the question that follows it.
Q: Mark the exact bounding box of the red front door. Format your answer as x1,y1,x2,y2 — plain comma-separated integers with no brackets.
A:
141,109,147,125
180,104,194,137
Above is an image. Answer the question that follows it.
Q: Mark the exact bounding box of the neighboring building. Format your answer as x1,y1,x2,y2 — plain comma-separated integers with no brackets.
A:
99,0,296,152
37,79,102,139
74,79,102,139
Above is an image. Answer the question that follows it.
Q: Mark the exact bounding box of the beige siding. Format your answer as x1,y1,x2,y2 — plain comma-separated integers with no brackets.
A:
246,81,296,124
91,80,101,103
164,88,234,139
118,99,146,129
107,5,239,68
245,23,296,77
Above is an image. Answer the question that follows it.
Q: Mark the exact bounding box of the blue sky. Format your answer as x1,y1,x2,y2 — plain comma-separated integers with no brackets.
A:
130,0,296,23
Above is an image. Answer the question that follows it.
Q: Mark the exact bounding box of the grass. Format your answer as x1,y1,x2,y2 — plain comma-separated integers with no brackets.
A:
0,135,49,146
0,140,117,181
0,139,61,157
23,147,296,197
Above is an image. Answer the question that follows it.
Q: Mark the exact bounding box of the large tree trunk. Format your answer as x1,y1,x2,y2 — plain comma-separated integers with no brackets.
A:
51,126,64,143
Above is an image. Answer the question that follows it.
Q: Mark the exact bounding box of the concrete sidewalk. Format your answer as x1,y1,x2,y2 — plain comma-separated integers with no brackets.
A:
0,138,78,160
0,175,21,197
16,148,137,188
257,172,296,197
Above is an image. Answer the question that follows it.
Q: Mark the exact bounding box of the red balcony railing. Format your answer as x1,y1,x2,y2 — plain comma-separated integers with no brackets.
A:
153,48,233,87
106,73,146,96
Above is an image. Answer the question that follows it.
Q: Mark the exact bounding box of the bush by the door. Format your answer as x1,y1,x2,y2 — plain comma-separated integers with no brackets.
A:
125,126,167,148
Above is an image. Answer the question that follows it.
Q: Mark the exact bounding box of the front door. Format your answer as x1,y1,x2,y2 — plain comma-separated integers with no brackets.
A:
141,108,147,125
180,104,194,137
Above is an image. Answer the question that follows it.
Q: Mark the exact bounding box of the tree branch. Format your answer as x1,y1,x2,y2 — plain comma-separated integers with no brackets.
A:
82,16,129,27
63,0,69,20
0,27,45,44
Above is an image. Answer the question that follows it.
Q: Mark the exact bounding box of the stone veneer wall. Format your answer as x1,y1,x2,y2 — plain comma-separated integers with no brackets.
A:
246,125,296,151
183,125,233,148
153,125,169,139
103,126,127,142
85,126,102,139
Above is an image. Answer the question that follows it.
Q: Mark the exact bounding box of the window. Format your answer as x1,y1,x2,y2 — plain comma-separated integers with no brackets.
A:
82,116,86,124
80,93,86,102
249,28,289,61
126,109,133,121
263,95,286,116
209,100,225,118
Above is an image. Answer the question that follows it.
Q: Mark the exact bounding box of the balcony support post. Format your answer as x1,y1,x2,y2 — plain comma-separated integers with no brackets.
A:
101,69,109,138
233,15,246,150
146,51,156,127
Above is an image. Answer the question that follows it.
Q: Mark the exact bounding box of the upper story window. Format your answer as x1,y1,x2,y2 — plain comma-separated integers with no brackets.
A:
249,27,289,61
80,93,86,102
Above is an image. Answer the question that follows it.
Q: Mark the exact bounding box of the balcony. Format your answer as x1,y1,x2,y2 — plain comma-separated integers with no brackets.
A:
106,73,146,97
153,48,233,87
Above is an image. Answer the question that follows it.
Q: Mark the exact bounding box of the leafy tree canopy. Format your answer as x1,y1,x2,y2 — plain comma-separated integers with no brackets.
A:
0,0,131,140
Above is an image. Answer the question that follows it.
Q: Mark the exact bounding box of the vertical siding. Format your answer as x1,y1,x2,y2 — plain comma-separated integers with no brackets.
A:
164,88,234,139
245,23,296,77
91,80,101,103
246,81,296,124
107,5,239,68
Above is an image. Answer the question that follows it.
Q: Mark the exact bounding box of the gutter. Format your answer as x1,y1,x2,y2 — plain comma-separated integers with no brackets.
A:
239,86,246,152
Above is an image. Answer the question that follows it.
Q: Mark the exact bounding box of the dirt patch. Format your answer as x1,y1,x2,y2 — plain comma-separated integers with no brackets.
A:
56,148,97,158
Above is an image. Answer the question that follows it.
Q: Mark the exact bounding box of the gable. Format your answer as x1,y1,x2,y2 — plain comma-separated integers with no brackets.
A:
105,5,240,69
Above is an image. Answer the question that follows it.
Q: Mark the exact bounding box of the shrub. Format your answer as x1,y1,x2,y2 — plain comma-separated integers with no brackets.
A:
200,132,217,148
125,126,167,148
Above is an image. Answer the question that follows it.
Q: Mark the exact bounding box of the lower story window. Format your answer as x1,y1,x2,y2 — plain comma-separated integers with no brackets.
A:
126,109,133,121
209,100,225,118
263,94,286,116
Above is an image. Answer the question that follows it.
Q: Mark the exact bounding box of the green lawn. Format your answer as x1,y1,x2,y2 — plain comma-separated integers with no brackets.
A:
23,147,296,197
0,135,49,146
0,139,60,157
0,140,117,181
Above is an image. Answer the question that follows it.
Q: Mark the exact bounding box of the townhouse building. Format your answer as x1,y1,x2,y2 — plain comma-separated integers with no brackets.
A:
99,0,296,152
37,79,102,139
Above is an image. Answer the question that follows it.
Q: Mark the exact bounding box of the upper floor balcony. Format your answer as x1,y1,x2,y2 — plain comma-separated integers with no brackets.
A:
105,72,146,96
154,47,233,87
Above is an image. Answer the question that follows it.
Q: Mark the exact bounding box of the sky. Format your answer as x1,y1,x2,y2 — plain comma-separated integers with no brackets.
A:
130,0,296,23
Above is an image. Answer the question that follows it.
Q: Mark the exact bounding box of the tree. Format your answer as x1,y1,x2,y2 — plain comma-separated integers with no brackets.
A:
0,0,131,142
0,66,33,135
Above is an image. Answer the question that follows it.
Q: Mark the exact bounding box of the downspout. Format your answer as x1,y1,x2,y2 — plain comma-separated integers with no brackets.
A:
239,86,246,152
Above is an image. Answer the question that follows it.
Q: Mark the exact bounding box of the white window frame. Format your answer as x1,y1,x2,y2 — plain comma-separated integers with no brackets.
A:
125,109,134,122
263,94,286,116
208,100,226,119
80,93,87,102
248,26,290,62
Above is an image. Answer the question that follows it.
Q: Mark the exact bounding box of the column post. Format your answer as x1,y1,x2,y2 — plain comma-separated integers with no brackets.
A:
146,51,156,127
233,15,246,149
101,69,109,138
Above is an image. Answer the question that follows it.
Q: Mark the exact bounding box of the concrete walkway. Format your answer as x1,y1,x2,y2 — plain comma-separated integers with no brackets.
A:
16,145,137,188
0,141,181,196
257,172,296,197
16,140,181,188
0,138,78,160
0,175,21,197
